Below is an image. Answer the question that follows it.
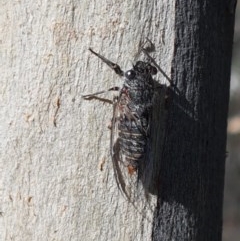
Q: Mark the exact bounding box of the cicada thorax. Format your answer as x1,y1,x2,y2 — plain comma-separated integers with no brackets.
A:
117,61,155,176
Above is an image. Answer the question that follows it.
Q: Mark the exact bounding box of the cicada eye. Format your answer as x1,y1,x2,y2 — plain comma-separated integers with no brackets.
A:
150,66,157,75
125,70,136,80
147,64,157,75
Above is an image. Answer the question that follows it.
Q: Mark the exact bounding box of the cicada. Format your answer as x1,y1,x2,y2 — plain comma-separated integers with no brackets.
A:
83,48,163,200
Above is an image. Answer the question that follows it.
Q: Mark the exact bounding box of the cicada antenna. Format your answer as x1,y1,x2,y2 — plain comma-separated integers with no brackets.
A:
89,48,124,77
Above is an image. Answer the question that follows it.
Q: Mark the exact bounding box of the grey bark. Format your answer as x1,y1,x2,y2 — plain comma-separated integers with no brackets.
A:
0,0,236,241
0,1,174,241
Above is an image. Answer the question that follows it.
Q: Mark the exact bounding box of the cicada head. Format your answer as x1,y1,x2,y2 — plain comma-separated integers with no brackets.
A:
124,61,157,88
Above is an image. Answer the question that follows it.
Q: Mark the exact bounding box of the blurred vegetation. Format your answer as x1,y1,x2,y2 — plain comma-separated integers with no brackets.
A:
223,2,240,241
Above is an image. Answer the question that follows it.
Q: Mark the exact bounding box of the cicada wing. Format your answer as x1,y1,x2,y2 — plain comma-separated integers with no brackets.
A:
110,97,130,198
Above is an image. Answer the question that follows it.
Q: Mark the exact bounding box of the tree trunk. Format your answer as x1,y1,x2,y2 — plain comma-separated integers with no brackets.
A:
152,1,236,241
0,0,236,241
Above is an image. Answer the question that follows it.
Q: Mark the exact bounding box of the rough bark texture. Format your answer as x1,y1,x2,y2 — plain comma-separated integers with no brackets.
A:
0,1,174,240
0,0,236,240
152,1,236,241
